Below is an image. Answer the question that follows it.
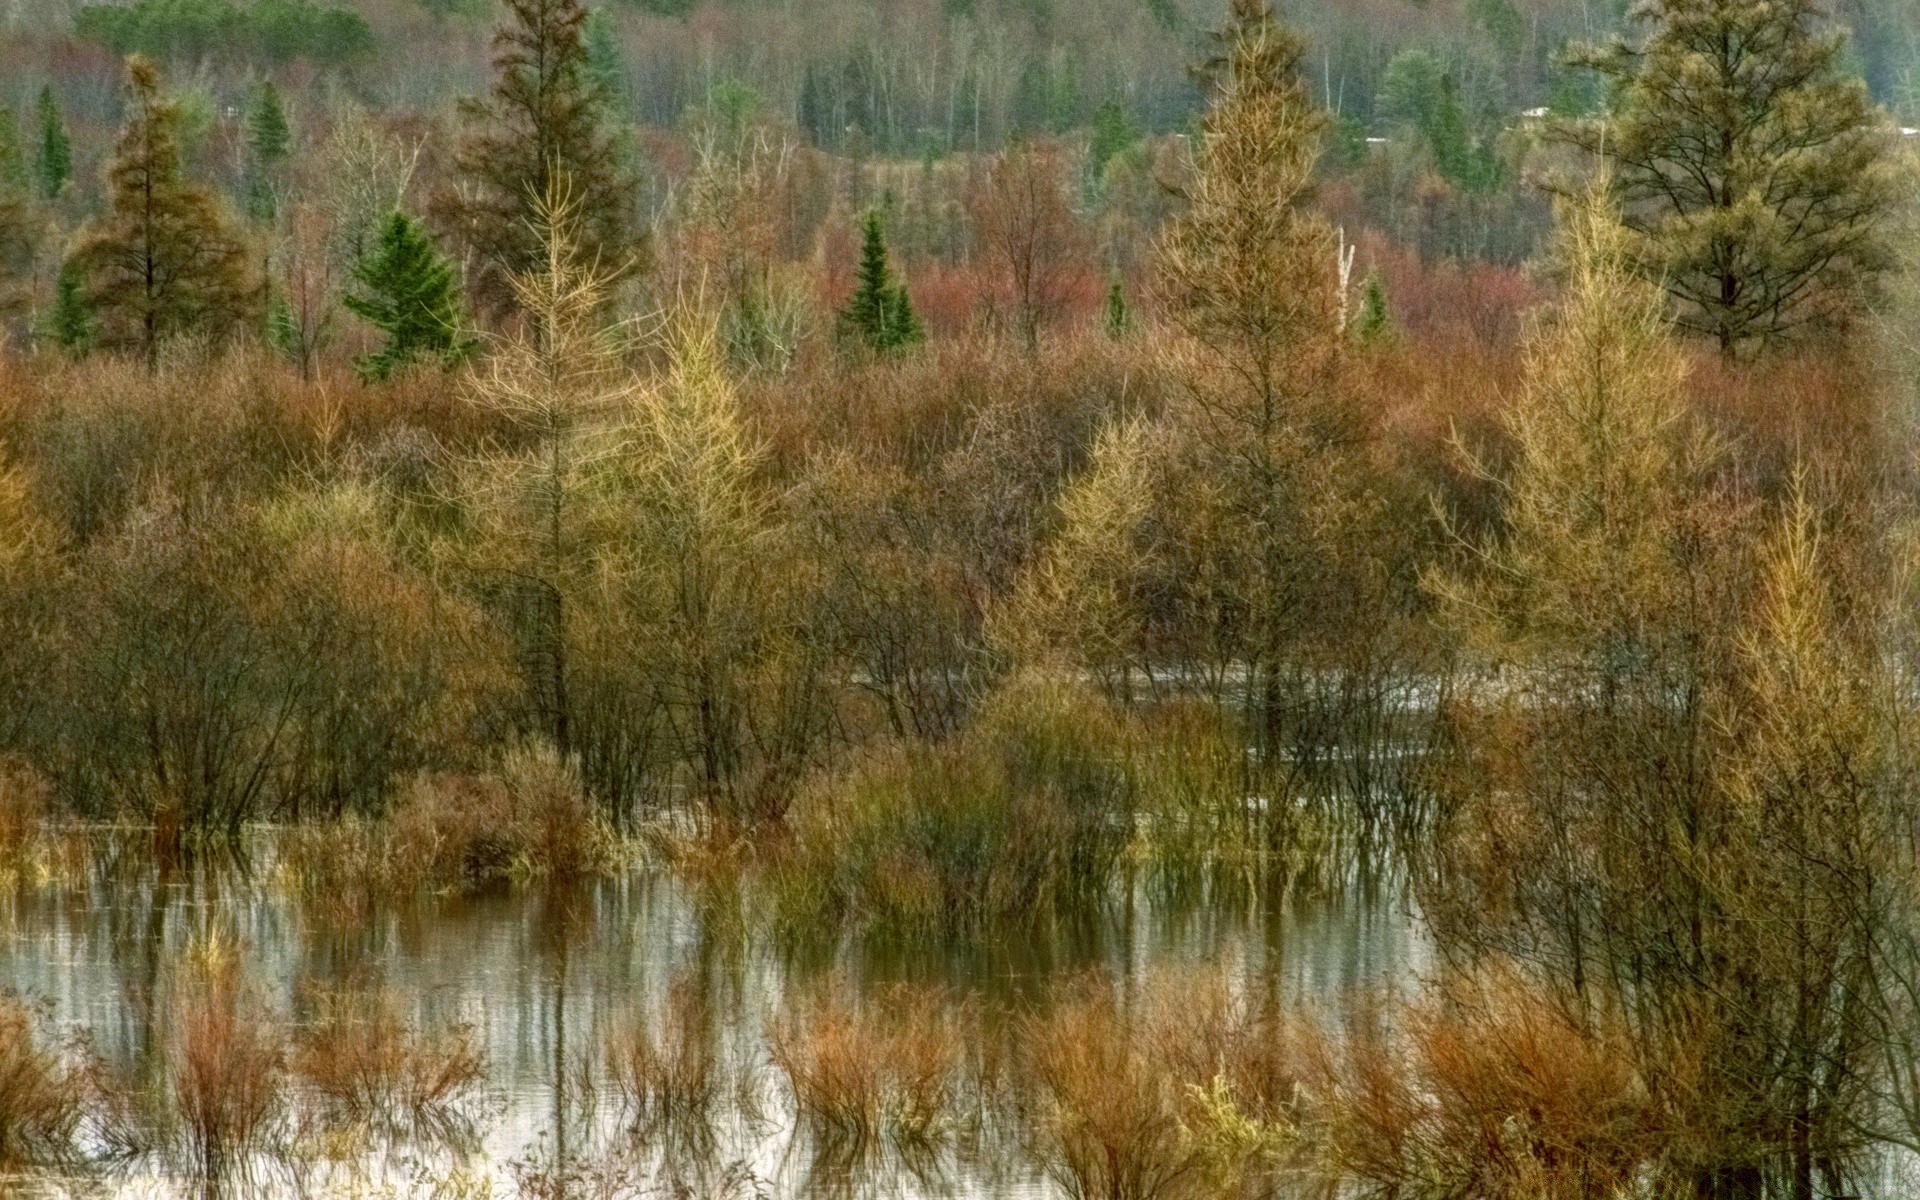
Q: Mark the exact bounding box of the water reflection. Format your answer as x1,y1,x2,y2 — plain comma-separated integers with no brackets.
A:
0,840,1422,1198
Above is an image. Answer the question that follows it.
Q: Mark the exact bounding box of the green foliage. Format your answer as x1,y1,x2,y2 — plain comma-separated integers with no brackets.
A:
1352,270,1389,341
584,9,627,107
1087,99,1139,186
1375,49,1503,192
1545,52,1600,116
615,0,695,14
839,211,921,352
34,89,69,203
1467,0,1526,63
75,0,375,66
45,262,93,357
343,210,471,381
244,80,293,222
1104,279,1130,339
1564,0,1899,351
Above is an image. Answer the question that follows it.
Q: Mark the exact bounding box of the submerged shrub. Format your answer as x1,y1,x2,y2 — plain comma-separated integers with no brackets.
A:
291,983,486,1141
0,994,82,1168
605,973,717,1137
168,939,285,1179
766,978,965,1147
773,675,1134,939
1020,970,1305,1200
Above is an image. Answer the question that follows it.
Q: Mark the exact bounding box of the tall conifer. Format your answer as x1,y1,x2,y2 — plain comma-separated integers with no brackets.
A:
1560,0,1897,352
35,87,69,202
70,56,257,369
433,0,642,313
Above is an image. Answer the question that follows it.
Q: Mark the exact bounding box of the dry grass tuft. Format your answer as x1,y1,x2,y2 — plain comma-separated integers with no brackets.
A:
0,993,81,1168
291,981,487,1142
168,936,286,1179
604,972,717,1138
766,978,966,1147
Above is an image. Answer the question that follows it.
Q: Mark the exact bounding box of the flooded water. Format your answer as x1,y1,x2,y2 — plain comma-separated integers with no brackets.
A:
0,839,1424,1199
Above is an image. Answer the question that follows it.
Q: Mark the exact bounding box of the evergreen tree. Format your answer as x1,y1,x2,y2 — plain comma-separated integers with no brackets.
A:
70,56,258,370
432,0,643,313
1105,278,1130,339
583,9,627,110
839,211,919,352
343,209,471,380
1353,271,1390,341
35,87,70,202
1086,99,1138,187
244,79,293,222
1560,0,1898,353
45,261,93,356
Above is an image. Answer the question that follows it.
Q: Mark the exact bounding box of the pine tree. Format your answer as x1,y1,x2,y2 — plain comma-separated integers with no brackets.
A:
343,209,471,380
1353,271,1390,342
45,261,93,356
1560,0,1898,353
1104,279,1130,339
432,0,643,313
70,56,258,370
35,87,70,202
244,79,293,222
583,9,627,110
839,210,919,352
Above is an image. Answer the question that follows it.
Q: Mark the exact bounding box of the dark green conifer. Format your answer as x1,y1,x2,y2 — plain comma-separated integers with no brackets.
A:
244,79,293,221
1105,279,1130,339
840,210,920,352
343,209,471,380
35,87,70,201
46,261,93,356
1353,271,1390,342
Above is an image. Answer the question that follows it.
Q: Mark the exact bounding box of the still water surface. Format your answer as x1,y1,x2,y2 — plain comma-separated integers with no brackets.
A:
0,843,1423,1198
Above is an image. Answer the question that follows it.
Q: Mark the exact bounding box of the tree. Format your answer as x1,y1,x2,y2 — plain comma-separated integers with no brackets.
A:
461,177,637,758
343,209,471,380
1560,0,1898,353
244,79,293,222
433,0,643,313
69,56,258,370
45,262,92,356
1155,0,1379,755
839,211,920,352
967,138,1089,352
1352,271,1389,341
35,87,70,202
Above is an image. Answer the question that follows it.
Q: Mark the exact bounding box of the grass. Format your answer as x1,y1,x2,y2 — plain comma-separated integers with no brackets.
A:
279,745,620,909
766,976,967,1149
0,993,81,1169
291,981,487,1144
167,936,286,1180
604,972,718,1140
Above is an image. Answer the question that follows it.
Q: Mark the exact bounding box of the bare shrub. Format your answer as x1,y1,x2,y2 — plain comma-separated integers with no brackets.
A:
291,982,486,1141
167,938,286,1180
0,993,81,1168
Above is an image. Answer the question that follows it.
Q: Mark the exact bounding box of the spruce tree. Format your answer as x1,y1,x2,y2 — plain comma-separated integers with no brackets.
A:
244,79,293,222
1353,271,1390,342
1560,0,1897,353
343,209,471,380
45,261,93,355
840,211,919,352
1104,279,1130,339
35,87,70,202
70,56,258,370
432,0,642,313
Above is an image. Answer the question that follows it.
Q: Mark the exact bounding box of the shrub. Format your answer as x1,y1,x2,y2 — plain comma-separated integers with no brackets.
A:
0,994,81,1168
772,676,1135,940
167,938,285,1179
604,973,716,1140
291,982,486,1142
766,978,965,1147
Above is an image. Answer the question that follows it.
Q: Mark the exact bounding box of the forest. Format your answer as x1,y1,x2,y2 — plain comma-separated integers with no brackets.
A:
0,0,1915,1195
